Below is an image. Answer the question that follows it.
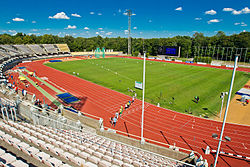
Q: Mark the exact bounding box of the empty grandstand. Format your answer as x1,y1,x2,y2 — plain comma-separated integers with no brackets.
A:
42,44,59,55
28,44,48,56
56,44,70,54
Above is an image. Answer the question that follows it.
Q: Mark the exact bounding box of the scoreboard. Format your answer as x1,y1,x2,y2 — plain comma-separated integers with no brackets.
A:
158,46,180,57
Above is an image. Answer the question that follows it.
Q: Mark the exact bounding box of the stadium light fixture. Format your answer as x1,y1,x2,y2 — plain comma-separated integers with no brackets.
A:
213,55,239,167
219,92,228,118
212,133,231,142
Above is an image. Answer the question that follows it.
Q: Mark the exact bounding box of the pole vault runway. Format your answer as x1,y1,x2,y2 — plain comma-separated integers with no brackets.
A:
19,59,250,167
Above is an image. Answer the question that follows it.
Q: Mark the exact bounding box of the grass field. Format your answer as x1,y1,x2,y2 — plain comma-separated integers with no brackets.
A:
45,58,249,117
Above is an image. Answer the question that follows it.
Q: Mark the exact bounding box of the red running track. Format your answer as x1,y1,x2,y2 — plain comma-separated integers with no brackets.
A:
16,59,250,167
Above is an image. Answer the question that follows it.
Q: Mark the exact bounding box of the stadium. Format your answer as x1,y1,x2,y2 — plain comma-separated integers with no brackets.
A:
0,1,250,167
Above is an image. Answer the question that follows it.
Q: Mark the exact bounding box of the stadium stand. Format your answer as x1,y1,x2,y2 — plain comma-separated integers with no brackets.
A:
56,44,70,54
42,44,59,55
14,45,35,56
28,44,48,56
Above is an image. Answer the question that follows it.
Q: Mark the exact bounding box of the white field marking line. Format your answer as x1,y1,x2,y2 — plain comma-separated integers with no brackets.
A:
46,79,67,92
123,103,150,118
173,114,176,120
242,143,247,149
95,63,133,81
176,118,194,130
216,127,219,131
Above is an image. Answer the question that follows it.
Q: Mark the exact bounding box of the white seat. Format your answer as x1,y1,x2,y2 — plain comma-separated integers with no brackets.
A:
61,152,74,161
7,160,29,167
36,139,46,147
3,134,12,145
85,162,98,167
33,151,50,162
42,143,54,151
72,157,85,166
88,156,100,164
113,159,123,166
69,148,80,155
26,147,40,156
45,157,63,167
99,160,112,167
59,164,72,167
0,148,5,156
0,153,16,165
16,142,29,151
51,147,64,156
79,152,90,159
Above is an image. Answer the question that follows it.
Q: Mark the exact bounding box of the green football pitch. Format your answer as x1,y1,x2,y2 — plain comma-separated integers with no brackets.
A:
45,58,249,117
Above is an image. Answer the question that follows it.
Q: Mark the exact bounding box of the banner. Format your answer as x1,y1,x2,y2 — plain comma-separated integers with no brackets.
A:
135,81,143,90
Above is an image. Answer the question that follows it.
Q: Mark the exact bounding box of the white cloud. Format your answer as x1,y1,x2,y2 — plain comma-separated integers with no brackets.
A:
207,19,220,24
8,30,16,33
97,13,102,16
49,12,69,19
32,21,36,23
96,32,99,35
232,10,242,15
205,9,217,15
133,27,137,30
123,12,128,16
44,28,50,31
118,9,121,13
12,17,24,21
234,22,247,26
106,32,112,35
8,30,17,35
195,18,202,20
98,28,103,30
71,13,81,17
148,19,152,23
6,22,10,24
124,30,129,34
90,12,94,15
242,7,250,14
84,27,89,30
243,30,246,32
231,7,250,15
223,8,234,12
175,7,182,11
65,25,77,29
31,29,38,31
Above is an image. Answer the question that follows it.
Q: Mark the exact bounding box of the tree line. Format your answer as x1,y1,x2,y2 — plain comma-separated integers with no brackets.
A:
0,31,249,59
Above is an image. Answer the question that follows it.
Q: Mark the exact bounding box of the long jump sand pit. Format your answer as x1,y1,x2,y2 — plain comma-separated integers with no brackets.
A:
215,80,250,125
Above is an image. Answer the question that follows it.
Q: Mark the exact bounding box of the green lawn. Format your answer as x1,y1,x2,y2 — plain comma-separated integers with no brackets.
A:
45,58,249,117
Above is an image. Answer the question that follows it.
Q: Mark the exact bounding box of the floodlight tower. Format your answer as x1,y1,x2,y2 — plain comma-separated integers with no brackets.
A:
125,9,135,56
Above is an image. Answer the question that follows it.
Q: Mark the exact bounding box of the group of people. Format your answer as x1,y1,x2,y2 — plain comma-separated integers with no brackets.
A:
110,95,136,128
194,96,200,103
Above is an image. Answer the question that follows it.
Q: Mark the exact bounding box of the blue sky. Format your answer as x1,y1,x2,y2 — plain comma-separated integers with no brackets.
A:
0,0,249,38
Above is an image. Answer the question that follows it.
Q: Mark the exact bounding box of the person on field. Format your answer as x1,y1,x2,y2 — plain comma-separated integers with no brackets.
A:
115,111,119,119
113,117,117,127
119,107,123,116
132,96,135,103
246,99,249,105
125,103,128,110
110,117,113,126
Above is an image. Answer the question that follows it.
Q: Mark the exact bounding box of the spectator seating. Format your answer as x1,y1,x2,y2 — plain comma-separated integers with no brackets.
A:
0,120,189,167
56,44,70,54
14,45,35,56
28,45,47,56
42,44,59,55
0,45,21,57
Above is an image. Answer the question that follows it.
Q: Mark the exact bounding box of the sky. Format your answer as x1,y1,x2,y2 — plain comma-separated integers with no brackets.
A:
0,0,249,38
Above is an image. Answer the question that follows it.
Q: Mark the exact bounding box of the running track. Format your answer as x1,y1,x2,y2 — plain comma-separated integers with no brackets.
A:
14,58,250,167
